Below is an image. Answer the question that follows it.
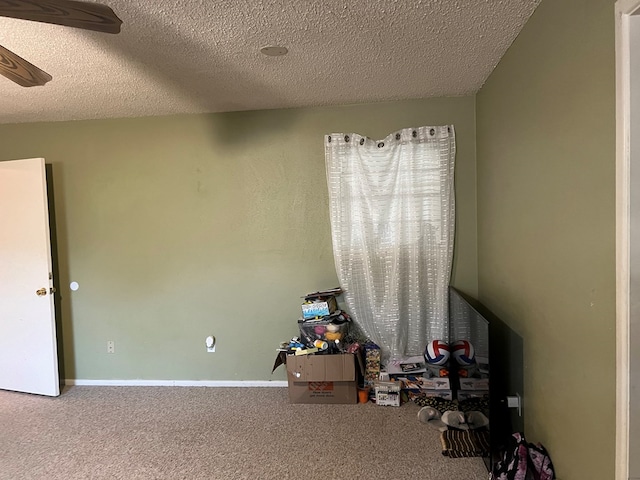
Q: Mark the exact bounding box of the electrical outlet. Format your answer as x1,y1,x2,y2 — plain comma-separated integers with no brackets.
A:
107,340,115,354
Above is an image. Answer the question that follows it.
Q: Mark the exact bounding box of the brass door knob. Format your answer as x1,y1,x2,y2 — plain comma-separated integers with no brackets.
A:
36,288,46,297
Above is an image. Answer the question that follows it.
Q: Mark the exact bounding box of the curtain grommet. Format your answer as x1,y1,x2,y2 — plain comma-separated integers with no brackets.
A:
378,142,384,148
395,133,401,140
430,128,435,136
412,131,417,138
328,136,332,143
359,138,365,145
345,135,350,142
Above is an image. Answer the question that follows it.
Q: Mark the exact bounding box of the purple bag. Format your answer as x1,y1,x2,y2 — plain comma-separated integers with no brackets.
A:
491,432,555,480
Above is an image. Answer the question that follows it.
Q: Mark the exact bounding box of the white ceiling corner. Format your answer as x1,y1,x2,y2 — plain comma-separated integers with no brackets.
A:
0,0,541,124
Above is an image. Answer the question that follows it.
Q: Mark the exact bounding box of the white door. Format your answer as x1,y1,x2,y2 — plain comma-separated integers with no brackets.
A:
0,158,59,396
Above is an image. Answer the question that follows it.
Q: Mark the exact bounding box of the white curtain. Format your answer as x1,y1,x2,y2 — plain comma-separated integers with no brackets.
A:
325,125,456,360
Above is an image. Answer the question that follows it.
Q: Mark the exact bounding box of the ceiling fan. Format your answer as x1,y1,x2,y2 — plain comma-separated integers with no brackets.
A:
0,0,122,87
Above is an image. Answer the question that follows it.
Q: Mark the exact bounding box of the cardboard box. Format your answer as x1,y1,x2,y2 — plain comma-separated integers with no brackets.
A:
301,296,337,319
286,353,358,404
420,377,451,390
422,389,453,400
406,389,453,401
375,381,402,406
397,376,450,391
459,378,490,391
457,390,489,401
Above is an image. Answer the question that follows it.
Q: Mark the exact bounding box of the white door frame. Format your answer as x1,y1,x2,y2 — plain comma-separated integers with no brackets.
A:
616,1,640,479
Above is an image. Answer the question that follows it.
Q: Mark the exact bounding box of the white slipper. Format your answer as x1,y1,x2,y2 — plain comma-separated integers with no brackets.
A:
466,411,490,429
441,410,469,430
417,406,448,432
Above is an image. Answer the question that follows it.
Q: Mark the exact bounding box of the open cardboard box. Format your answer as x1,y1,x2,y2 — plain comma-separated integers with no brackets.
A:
284,353,364,404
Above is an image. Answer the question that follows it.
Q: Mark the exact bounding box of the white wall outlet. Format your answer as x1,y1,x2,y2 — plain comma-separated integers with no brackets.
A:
507,393,522,416
107,340,115,354
205,335,216,353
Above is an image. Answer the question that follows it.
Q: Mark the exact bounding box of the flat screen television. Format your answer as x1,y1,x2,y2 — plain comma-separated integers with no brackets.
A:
448,286,524,470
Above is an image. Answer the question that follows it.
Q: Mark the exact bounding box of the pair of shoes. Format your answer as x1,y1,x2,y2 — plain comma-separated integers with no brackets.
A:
417,406,448,432
441,410,489,430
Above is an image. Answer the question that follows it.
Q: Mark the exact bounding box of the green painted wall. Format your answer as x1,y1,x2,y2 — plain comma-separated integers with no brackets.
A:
0,96,477,381
476,0,615,478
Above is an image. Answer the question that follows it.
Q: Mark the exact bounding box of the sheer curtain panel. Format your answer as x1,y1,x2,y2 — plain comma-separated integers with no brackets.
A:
325,126,456,360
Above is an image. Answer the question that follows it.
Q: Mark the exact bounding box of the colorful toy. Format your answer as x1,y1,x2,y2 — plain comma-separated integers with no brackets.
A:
314,325,327,335
325,332,342,341
287,337,306,351
425,340,450,366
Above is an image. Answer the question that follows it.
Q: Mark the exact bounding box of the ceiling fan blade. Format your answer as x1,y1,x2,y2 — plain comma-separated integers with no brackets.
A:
0,43,51,86
0,0,122,34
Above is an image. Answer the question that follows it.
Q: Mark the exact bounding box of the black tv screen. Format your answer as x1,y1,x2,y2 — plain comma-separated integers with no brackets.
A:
448,286,523,470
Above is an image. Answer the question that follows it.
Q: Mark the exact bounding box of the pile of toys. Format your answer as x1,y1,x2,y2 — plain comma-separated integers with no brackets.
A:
277,288,355,356
369,339,486,406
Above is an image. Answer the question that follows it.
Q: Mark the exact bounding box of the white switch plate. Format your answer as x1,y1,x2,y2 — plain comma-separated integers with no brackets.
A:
107,341,115,354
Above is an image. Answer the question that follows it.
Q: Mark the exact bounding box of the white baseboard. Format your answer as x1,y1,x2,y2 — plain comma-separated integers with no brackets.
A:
66,379,288,387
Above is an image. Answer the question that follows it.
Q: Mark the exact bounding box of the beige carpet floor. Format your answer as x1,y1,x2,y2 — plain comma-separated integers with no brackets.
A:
0,386,488,479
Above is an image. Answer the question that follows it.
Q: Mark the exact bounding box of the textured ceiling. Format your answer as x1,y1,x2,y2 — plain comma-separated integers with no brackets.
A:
0,0,540,124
